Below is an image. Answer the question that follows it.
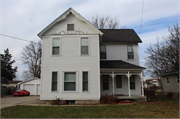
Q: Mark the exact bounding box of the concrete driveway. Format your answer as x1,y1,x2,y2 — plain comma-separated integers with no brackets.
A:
1,95,40,109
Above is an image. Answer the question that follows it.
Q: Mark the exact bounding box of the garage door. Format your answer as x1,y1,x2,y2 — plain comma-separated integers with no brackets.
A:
24,84,35,95
37,84,41,95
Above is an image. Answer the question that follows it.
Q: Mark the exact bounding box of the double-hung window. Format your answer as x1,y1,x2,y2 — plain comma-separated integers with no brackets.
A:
100,45,106,59
52,72,57,91
116,75,122,88
130,75,135,89
103,75,109,90
127,45,134,59
52,38,60,55
81,37,89,55
64,72,76,91
167,77,170,85
82,72,88,91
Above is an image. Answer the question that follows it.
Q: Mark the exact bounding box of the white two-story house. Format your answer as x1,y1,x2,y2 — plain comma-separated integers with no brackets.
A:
38,8,145,103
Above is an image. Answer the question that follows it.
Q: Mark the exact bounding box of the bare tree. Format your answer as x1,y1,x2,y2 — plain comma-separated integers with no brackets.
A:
145,23,179,78
21,40,42,78
21,70,33,81
90,14,124,29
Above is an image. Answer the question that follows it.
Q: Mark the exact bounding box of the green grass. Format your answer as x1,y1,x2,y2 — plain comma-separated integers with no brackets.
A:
1,96,179,118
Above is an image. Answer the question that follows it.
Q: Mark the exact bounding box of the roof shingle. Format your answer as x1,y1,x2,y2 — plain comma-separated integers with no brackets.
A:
99,29,142,43
100,60,145,69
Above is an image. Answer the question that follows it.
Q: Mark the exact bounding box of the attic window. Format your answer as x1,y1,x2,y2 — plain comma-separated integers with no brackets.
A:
67,24,74,31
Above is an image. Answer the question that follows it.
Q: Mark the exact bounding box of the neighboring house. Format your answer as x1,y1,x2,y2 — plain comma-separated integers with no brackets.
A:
38,8,145,103
144,79,160,88
1,77,21,88
18,77,41,95
161,71,179,95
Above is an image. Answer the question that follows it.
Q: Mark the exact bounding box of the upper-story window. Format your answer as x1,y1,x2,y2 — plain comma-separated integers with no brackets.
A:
52,38,60,55
100,45,106,59
127,45,134,59
81,37,89,55
67,24,74,31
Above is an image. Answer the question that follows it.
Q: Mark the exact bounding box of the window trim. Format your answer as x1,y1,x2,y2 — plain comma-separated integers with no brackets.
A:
102,75,109,91
127,45,134,60
62,71,78,92
82,71,89,92
51,71,58,92
130,75,136,90
166,76,170,85
80,37,90,55
52,38,61,56
67,24,74,31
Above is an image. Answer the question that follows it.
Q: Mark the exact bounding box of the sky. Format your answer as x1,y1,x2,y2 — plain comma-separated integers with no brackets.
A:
0,0,180,81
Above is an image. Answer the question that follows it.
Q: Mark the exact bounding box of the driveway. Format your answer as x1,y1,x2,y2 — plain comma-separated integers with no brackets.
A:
1,95,40,109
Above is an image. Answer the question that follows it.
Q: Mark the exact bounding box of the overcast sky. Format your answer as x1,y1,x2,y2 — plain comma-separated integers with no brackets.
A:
0,0,179,80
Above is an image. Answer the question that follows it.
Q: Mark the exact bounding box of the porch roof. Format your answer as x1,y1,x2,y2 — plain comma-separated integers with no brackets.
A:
100,60,145,70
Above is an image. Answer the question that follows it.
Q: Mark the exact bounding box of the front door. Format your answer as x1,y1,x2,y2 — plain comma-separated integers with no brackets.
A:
115,75,124,95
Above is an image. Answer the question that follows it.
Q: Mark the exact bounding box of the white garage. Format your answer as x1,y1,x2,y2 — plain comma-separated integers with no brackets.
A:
18,78,41,95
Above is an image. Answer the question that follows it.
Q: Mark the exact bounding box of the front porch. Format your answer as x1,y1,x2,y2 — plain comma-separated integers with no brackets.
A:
100,70,144,97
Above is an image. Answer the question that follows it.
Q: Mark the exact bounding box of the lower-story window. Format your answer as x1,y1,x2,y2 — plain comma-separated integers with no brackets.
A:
52,72,57,91
177,75,179,84
130,75,135,89
103,75,109,90
64,72,76,91
82,72,88,91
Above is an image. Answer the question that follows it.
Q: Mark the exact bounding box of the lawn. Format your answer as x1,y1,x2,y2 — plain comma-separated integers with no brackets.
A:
1,95,179,118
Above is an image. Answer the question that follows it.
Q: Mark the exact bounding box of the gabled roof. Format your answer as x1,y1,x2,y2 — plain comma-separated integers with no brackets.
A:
145,79,160,82
161,70,179,77
18,77,40,84
38,8,103,38
100,60,145,69
1,77,21,84
99,29,142,43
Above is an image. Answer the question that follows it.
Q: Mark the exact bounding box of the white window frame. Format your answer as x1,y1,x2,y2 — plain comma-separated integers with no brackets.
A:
102,75,109,91
80,37,90,55
62,71,78,92
52,38,61,56
166,77,170,85
82,71,89,92
51,71,58,92
127,45,134,60
177,75,179,85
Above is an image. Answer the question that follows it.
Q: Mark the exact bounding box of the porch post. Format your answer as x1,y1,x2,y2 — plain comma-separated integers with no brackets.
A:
140,72,144,96
126,71,132,97
110,71,116,96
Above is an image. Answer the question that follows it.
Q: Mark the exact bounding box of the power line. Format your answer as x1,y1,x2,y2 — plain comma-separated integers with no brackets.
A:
0,33,36,43
139,0,145,34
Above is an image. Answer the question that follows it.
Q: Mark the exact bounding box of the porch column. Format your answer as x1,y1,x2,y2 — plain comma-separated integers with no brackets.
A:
110,71,116,96
126,71,132,97
139,72,144,96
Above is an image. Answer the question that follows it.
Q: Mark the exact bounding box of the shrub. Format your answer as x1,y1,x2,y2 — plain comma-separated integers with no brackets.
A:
100,94,118,104
166,92,173,98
